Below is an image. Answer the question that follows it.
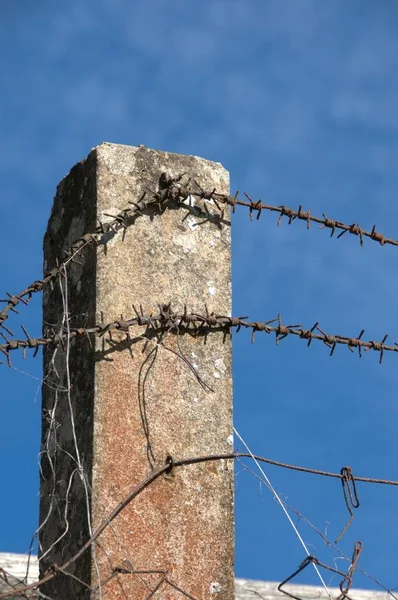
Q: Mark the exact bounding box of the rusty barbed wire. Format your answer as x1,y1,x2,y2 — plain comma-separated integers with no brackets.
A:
208,189,396,247
2,171,397,599
1,304,397,367
2,171,397,336
178,175,398,249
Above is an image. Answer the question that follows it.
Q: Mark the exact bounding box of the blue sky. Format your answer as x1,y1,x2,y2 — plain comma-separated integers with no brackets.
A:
1,0,398,594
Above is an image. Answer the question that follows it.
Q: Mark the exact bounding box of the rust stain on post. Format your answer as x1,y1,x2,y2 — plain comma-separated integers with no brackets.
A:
40,143,234,599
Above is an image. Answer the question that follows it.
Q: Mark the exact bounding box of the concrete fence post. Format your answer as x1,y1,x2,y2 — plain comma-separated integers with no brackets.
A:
40,143,234,599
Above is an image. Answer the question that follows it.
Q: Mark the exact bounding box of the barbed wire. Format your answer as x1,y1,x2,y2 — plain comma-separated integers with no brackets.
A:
166,174,398,249
1,304,396,367
2,450,398,600
210,189,396,246
2,171,397,337
2,169,398,599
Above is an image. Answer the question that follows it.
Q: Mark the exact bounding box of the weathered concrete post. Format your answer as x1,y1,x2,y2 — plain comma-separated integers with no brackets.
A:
40,143,234,599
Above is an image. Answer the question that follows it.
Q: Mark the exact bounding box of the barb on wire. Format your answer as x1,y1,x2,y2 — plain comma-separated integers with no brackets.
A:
335,467,360,543
1,306,397,367
278,542,363,600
